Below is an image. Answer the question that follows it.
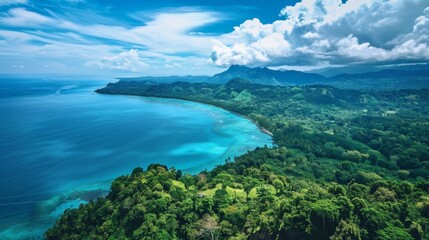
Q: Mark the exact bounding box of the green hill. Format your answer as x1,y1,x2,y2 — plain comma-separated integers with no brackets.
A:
47,81,429,240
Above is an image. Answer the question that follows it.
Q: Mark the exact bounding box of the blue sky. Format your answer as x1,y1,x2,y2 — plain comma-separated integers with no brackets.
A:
0,0,428,77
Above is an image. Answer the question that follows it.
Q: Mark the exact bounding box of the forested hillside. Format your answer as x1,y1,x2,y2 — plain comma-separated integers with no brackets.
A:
46,80,429,239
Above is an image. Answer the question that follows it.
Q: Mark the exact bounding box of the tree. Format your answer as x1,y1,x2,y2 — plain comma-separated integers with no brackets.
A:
355,171,382,184
373,187,396,202
219,220,234,238
376,226,413,240
272,179,284,194
180,174,195,190
330,220,361,240
243,176,259,199
123,204,146,236
344,150,369,163
213,189,230,209
196,197,214,215
360,207,388,238
310,200,340,239
337,196,353,219
195,215,220,240
348,183,369,200
409,222,423,240
213,172,235,188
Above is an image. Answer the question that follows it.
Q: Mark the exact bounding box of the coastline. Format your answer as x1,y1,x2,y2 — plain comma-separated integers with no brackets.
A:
1,81,273,240
95,89,274,138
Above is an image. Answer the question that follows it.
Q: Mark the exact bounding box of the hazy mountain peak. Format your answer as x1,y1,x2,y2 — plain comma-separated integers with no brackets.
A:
212,65,325,86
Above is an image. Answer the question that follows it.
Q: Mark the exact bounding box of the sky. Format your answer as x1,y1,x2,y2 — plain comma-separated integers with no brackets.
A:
0,0,428,77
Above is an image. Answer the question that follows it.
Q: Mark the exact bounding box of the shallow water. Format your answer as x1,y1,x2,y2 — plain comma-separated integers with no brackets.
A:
0,77,272,239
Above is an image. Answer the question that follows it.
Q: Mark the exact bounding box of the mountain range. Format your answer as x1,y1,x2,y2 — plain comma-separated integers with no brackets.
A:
120,64,429,90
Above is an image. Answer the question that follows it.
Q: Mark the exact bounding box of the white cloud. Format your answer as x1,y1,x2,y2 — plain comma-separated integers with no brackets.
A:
0,29,121,59
211,19,292,66
335,34,389,61
32,10,220,56
163,62,183,69
0,8,52,26
0,8,219,55
232,18,273,41
92,49,148,72
0,0,27,6
280,0,373,28
211,0,429,68
211,40,268,66
302,31,320,39
0,7,222,75
391,40,429,60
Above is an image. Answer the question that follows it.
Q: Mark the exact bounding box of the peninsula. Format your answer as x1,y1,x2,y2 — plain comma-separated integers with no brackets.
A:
46,77,429,240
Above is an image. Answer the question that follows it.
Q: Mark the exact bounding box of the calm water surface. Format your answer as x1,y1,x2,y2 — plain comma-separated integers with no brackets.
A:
0,77,272,239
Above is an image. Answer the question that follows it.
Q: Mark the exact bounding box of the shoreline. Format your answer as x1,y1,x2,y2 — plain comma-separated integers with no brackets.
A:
2,85,273,240
95,89,274,138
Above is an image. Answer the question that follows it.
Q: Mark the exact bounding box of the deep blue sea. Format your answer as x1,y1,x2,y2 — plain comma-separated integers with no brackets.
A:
0,77,272,239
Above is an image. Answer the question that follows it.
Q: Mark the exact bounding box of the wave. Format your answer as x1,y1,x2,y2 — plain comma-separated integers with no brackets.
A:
52,84,79,95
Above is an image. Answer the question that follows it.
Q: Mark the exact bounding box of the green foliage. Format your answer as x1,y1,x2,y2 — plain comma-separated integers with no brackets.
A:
97,80,429,181
330,220,362,240
376,226,414,240
46,163,428,240
47,81,429,239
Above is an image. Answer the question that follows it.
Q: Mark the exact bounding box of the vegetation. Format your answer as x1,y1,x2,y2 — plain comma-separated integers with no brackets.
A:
46,80,429,239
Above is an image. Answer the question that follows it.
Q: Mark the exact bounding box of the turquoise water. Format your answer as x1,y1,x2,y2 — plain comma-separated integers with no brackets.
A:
0,77,272,239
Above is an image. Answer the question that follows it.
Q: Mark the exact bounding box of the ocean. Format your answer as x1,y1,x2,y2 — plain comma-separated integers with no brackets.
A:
0,77,272,239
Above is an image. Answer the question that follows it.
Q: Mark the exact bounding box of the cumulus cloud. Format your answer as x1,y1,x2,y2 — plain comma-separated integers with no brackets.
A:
92,49,148,72
211,18,292,66
211,0,429,67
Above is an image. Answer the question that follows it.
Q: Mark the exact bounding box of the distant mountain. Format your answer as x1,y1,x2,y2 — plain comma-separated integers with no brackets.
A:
332,69,429,79
211,65,326,85
119,65,326,86
327,69,429,90
309,63,429,77
118,64,429,90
